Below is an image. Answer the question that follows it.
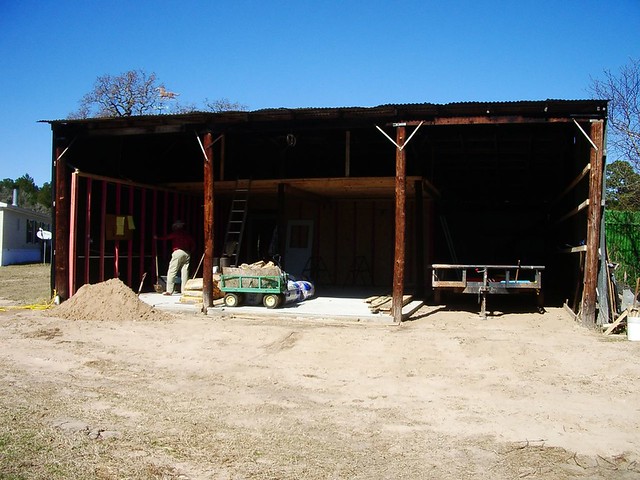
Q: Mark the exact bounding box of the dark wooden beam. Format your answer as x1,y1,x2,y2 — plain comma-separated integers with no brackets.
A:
202,132,215,309
165,176,425,199
392,126,406,323
391,116,574,127
582,120,605,327
283,184,328,202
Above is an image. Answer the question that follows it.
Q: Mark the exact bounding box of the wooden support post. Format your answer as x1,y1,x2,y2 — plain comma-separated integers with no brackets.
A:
151,189,158,285
54,145,69,300
414,180,424,298
84,178,92,285
99,180,107,282
582,120,604,328
139,187,147,283
202,132,215,309
392,126,406,323
68,170,79,296
114,183,121,279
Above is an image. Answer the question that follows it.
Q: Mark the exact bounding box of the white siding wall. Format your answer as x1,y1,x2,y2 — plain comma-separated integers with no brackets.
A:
0,204,51,266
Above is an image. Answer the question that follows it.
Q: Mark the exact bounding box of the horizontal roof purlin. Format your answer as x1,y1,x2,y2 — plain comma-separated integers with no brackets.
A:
42,99,608,128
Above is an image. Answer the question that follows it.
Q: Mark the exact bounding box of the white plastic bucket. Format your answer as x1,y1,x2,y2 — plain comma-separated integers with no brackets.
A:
628,316,640,341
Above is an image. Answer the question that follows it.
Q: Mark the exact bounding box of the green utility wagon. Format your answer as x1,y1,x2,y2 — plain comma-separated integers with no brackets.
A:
220,268,289,309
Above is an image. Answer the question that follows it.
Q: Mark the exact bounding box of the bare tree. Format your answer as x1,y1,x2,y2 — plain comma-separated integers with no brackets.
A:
203,97,248,113
175,97,248,114
69,69,248,118
69,70,170,118
590,57,640,170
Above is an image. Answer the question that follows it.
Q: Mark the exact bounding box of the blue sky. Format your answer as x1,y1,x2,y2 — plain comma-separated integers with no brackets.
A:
1,0,638,186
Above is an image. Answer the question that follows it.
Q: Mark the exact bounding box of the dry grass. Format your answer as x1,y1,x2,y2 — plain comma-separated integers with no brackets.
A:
2,379,637,480
0,263,51,305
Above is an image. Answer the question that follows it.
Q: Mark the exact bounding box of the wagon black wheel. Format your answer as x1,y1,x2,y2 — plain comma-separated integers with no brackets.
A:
263,293,281,309
224,293,241,307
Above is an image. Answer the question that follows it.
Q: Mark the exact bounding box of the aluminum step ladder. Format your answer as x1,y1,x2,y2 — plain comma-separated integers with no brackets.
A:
223,180,251,267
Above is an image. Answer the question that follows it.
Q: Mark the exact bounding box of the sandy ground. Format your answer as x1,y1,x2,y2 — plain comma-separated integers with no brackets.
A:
1,280,640,478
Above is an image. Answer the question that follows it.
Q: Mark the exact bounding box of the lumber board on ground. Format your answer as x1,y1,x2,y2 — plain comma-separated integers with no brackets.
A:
603,309,628,336
563,302,578,321
402,300,424,321
369,295,412,313
369,296,392,309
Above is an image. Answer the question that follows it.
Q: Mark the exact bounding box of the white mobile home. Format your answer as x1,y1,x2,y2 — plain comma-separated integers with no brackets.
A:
0,201,51,266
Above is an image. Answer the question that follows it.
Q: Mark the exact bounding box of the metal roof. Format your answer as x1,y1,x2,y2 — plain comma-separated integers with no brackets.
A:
41,99,608,128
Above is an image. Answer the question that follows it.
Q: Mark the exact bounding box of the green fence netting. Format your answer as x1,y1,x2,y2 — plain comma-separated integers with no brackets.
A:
605,210,640,289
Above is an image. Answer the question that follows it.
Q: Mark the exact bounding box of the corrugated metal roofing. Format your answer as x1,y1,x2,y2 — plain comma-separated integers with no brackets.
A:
41,99,608,126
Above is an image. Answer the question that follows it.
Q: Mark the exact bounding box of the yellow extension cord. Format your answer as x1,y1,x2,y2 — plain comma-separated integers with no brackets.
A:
0,290,58,312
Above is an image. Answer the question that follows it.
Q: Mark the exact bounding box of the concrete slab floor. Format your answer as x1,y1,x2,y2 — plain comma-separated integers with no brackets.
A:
139,290,396,324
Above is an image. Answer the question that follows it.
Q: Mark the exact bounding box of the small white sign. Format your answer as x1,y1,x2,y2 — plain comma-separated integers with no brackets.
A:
37,228,52,240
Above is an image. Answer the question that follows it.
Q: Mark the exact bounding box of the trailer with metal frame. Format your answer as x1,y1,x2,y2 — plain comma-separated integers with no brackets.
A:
431,264,545,318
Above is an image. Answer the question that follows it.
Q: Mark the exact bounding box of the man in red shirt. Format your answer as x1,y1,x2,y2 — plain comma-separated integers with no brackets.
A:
155,220,196,295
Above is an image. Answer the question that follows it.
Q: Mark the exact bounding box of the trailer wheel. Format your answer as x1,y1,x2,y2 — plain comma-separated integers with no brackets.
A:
224,293,242,307
263,293,281,309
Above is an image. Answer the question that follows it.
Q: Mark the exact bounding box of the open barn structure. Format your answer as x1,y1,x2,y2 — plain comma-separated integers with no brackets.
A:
44,99,608,324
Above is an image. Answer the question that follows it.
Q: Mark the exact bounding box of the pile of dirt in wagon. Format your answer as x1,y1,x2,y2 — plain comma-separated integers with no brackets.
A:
47,278,172,321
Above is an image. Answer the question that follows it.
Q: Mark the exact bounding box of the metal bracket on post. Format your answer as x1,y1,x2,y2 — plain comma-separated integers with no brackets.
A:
375,121,424,150
195,132,223,163
572,119,599,151
55,136,77,165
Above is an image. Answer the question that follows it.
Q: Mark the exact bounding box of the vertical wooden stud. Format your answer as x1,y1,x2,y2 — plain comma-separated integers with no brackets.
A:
139,187,147,283
68,170,79,296
99,180,107,282
582,120,604,327
203,132,215,309
392,126,406,323
54,144,69,300
414,180,424,298
84,178,92,285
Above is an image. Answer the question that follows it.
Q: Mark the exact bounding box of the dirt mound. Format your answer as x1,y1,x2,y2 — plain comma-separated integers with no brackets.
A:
48,278,171,321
